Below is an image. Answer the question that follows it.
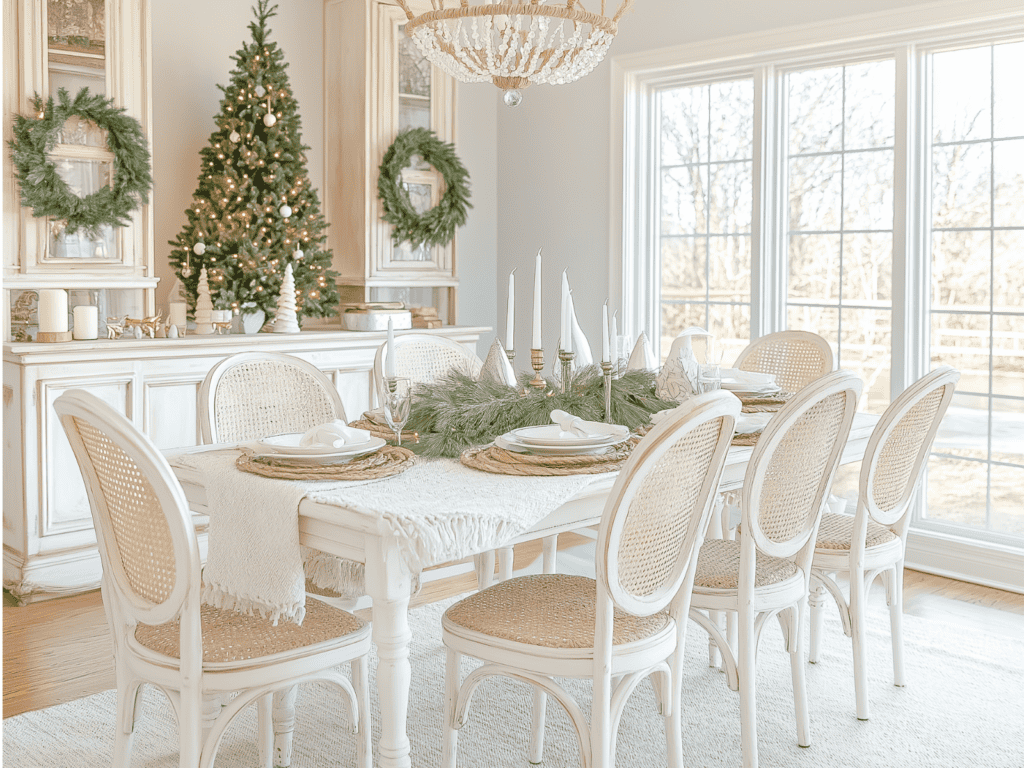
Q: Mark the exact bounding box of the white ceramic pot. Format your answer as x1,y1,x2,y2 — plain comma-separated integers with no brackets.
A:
241,308,266,334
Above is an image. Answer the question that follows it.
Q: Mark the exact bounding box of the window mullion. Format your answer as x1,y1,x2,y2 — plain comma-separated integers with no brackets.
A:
751,64,786,338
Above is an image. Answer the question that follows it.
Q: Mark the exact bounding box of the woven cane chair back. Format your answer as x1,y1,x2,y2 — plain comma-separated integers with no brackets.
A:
860,366,959,527
597,391,739,617
733,330,834,394
54,390,200,628
743,370,861,560
200,352,347,444
373,334,483,403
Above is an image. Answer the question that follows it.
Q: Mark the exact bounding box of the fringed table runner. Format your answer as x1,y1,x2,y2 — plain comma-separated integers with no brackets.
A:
460,443,633,476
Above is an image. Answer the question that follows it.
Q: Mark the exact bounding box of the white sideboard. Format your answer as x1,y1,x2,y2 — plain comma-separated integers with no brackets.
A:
3,326,488,602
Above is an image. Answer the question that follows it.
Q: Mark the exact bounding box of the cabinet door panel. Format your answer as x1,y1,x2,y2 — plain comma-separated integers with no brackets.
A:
42,378,132,537
144,378,201,449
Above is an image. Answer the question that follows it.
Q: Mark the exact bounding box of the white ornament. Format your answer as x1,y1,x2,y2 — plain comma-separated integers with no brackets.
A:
503,89,523,107
193,267,215,335
133,325,143,340
293,248,304,260
272,263,301,333
229,130,240,143
168,324,180,339
193,241,206,256
264,112,277,127
279,204,292,218
255,84,266,97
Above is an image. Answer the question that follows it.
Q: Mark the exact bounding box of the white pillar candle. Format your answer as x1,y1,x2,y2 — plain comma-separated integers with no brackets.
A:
385,316,396,377
563,291,573,354
532,250,542,349
72,305,99,340
505,269,515,352
560,270,569,351
38,289,69,333
602,301,610,362
168,301,188,329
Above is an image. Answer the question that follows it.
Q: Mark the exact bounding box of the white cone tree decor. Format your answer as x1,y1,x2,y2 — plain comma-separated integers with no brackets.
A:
272,263,301,333
194,267,215,335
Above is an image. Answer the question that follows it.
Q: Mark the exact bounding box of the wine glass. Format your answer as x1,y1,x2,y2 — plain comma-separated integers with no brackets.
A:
382,377,412,446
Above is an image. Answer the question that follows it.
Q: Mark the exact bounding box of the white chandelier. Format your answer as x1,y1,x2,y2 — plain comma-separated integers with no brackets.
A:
394,1,634,106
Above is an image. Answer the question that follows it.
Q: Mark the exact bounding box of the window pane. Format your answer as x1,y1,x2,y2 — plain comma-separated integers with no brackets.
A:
843,232,892,303
993,41,1024,139
788,67,843,154
789,234,841,301
992,396,1024,464
993,315,1024,398
708,161,752,233
789,154,841,231
994,138,1024,227
711,304,751,367
709,236,751,298
710,80,753,161
661,237,705,295
844,60,895,150
932,46,992,143
660,86,709,166
661,302,705,353
843,150,894,230
932,143,991,229
662,166,706,235
788,305,839,344
840,308,892,413
932,312,990,391
931,230,991,311
992,463,1024,536
994,231,1024,312
926,456,988,528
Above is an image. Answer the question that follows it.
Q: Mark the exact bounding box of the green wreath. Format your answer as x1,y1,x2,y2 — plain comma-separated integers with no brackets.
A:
9,87,152,238
378,127,471,248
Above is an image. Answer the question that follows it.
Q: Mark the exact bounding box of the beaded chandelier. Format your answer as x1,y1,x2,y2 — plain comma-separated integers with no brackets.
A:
394,0,634,106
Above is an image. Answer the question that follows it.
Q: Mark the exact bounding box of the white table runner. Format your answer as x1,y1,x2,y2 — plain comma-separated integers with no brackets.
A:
170,449,609,624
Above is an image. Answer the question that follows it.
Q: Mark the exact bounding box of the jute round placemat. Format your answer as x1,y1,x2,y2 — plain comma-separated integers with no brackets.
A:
236,445,415,481
739,393,790,413
460,443,632,476
349,417,419,444
730,430,762,447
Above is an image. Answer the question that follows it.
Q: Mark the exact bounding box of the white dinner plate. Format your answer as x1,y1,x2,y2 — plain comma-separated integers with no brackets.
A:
253,437,386,465
256,431,374,456
510,422,629,447
495,433,628,456
734,413,772,434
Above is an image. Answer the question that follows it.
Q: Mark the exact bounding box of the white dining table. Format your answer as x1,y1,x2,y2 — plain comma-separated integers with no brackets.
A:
169,411,878,768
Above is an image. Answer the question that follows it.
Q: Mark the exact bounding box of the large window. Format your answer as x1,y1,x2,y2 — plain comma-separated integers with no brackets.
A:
621,11,1024,551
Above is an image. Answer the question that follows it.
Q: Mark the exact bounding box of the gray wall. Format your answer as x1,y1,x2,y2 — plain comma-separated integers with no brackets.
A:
494,0,940,367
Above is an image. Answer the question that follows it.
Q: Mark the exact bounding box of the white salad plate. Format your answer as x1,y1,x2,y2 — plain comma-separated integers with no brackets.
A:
254,437,386,465
510,422,629,447
256,432,375,456
495,433,628,456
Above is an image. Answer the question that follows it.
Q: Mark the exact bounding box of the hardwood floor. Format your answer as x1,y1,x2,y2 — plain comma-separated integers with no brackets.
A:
5,533,1023,720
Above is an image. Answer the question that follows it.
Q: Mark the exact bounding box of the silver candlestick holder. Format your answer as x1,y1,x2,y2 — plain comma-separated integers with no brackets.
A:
601,360,614,422
558,350,575,394
529,348,546,389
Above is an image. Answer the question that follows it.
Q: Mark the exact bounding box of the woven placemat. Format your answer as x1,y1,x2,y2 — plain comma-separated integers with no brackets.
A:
349,417,419,444
236,445,415,481
460,443,633,476
730,430,762,447
739,393,790,413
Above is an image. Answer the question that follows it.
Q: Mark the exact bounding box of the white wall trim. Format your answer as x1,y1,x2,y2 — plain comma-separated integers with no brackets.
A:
905,529,1024,595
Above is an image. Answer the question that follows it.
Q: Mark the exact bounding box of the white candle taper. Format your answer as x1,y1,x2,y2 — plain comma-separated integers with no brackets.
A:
560,270,569,351
563,291,573,354
505,269,515,352
532,250,542,348
385,316,396,377
602,300,610,362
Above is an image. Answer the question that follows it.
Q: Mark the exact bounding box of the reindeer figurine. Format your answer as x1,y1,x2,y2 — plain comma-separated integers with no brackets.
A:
106,315,128,339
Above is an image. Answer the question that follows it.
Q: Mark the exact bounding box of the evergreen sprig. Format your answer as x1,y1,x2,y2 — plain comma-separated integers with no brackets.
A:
8,87,152,238
406,367,678,458
378,127,471,248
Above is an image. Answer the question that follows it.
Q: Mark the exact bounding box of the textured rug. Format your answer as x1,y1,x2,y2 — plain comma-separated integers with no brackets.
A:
4,593,1023,767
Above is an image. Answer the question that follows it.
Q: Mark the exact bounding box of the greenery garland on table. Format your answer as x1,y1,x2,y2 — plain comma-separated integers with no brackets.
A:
8,88,152,238
377,127,471,248
406,367,678,458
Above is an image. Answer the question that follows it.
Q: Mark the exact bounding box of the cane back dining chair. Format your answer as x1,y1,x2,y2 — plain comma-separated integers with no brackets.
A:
732,330,835,395
53,389,371,768
688,370,862,768
372,332,483,407
440,390,741,768
808,366,959,721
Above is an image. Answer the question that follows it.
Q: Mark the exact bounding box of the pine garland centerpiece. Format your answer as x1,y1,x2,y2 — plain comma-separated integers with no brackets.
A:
8,87,152,238
407,366,678,458
378,127,471,248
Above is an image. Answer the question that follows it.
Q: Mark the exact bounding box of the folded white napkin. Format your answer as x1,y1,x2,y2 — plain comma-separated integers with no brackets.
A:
550,409,592,438
299,420,371,449
720,369,777,386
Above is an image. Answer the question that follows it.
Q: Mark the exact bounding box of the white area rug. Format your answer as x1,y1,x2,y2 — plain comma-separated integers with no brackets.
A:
5,591,1024,767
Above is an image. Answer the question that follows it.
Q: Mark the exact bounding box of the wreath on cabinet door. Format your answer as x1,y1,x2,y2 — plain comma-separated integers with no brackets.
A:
377,127,471,248
8,87,152,238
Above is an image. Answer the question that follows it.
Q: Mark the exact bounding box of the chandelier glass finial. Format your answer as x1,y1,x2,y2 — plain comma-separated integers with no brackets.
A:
395,1,634,105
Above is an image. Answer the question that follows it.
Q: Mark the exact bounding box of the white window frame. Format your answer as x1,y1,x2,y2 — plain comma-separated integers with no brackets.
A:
610,0,1024,593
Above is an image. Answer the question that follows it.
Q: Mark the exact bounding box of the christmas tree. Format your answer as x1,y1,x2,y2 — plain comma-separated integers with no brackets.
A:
167,0,338,324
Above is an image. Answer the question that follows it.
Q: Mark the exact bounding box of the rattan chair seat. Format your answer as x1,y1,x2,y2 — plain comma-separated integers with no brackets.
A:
815,511,898,552
134,596,366,664
444,574,672,650
693,538,800,591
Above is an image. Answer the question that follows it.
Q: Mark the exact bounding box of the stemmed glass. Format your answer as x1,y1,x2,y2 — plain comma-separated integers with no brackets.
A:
382,377,412,446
